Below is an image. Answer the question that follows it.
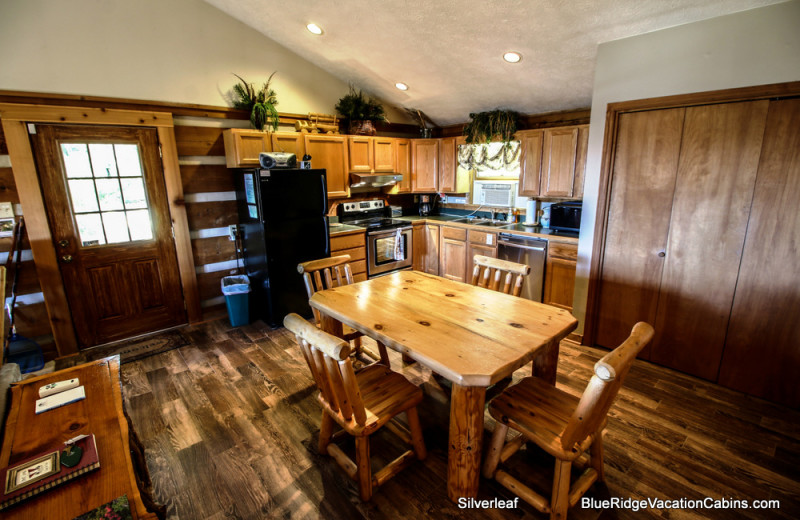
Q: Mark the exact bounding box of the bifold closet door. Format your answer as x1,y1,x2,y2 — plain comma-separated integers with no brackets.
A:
718,98,800,407
648,101,769,381
594,107,685,358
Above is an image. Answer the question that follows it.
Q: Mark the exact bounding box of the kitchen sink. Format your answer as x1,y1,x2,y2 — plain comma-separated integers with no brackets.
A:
475,221,514,228
451,217,511,227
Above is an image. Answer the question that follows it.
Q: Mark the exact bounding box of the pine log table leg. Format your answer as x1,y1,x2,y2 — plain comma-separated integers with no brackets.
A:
447,383,487,501
317,311,343,338
532,336,560,385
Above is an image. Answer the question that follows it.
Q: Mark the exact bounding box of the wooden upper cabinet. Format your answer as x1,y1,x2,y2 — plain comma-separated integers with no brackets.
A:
439,136,468,193
517,130,544,197
572,125,590,199
347,136,396,172
271,131,306,158
373,137,395,172
411,139,439,193
304,134,349,198
394,139,412,193
540,127,579,198
348,136,374,172
223,128,271,168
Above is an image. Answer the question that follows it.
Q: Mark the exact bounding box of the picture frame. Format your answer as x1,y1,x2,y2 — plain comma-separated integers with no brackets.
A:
4,451,60,494
0,218,14,238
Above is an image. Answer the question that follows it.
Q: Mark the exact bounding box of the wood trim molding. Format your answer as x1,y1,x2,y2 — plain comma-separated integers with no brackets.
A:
0,118,79,355
0,103,174,127
0,91,421,136
582,81,800,348
0,103,202,355
158,126,202,323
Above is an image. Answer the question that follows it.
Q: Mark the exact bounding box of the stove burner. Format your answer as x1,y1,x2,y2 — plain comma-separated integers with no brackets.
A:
341,217,409,231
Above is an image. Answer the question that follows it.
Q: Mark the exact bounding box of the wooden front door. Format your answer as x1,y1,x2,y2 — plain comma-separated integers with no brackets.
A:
32,124,186,347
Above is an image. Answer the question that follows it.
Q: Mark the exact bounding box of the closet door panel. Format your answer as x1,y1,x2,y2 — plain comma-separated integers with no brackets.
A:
594,108,685,357
718,98,800,407
650,101,769,380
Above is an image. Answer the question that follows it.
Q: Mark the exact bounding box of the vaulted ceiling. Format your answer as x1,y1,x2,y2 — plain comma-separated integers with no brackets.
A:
204,0,784,126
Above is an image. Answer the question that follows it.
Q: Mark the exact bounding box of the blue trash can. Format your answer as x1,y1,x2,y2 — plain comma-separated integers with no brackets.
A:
221,275,251,327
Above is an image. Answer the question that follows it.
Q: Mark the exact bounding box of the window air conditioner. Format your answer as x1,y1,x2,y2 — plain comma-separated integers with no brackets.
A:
473,181,516,207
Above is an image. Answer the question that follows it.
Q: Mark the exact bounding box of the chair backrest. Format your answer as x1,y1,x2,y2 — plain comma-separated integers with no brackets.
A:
284,313,367,426
560,322,655,450
298,254,355,323
470,255,531,297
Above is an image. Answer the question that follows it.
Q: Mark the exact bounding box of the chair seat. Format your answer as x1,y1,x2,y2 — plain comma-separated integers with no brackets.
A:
321,364,424,436
488,377,604,460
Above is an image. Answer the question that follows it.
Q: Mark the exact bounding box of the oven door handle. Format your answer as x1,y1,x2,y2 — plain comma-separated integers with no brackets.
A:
368,226,412,236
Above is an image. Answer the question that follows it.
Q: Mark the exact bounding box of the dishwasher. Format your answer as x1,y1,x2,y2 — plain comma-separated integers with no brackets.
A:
497,233,547,302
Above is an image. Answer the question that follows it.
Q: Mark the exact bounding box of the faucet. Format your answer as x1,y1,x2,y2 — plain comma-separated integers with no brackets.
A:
490,209,497,221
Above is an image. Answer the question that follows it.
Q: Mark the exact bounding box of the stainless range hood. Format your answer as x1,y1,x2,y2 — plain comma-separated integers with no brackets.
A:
350,172,403,188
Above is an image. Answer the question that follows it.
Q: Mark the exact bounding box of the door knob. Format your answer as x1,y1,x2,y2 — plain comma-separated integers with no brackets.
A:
658,251,666,257
61,254,73,263
58,239,70,248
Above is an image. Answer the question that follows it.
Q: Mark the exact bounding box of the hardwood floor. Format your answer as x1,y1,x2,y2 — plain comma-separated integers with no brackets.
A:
118,318,800,520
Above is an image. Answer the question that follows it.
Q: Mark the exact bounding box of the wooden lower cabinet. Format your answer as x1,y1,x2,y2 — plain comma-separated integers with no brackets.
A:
544,242,577,312
440,225,467,282
466,229,497,274
330,230,366,282
412,222,440,275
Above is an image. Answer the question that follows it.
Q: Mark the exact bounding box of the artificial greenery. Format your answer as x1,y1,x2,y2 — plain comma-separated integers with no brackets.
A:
334,86,388,123
462,109,520,145
232,72,279,131
461,109,521,169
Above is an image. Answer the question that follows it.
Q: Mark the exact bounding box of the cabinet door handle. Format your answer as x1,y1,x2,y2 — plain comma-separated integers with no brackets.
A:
61,254,73,263
658,251,666,257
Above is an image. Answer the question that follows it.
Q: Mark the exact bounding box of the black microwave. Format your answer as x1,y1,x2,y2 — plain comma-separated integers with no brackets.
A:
550,202,582,232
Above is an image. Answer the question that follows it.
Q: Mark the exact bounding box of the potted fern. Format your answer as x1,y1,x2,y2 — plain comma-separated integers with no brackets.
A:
462,109,520,145
232,72,280,131
335,86,388,135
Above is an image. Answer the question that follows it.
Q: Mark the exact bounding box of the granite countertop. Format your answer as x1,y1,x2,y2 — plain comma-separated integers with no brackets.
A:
328,222,366,235
396,215,579,244
330,215,579,244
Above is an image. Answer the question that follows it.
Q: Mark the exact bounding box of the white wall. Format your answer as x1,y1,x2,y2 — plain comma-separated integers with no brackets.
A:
574,0,800,335
0,0,352,116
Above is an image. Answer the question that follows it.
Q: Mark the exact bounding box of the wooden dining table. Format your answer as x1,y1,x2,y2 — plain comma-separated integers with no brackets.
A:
309,270,578,501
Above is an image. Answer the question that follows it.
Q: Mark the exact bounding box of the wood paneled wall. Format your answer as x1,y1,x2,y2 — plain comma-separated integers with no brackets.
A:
0,153,56,358
0,117,245,356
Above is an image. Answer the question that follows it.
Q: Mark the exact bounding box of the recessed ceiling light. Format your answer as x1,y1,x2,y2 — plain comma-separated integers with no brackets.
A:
306,23,323,35
395,82,408,91
503,52,522,63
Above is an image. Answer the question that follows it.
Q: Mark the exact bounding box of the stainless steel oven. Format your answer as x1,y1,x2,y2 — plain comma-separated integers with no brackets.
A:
367,225,413,277
337,199,414,278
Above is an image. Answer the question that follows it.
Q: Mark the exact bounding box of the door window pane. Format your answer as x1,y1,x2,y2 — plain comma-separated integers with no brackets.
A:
115,144,143,176
127,209,153,241
95,178,124,211
60,141,154,247
61,144,93,178
67,180,100,213
120,178,147,209
89,144,118,178
102,212,131,243
75,213,106,246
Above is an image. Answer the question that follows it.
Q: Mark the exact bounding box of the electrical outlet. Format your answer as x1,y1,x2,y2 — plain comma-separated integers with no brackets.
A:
228,225,239,241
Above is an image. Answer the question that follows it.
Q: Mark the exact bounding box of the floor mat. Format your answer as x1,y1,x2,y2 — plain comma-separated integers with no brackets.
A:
81,330,190,364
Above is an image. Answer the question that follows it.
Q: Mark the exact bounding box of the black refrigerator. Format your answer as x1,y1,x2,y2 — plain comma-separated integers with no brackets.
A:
235,168,330,327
